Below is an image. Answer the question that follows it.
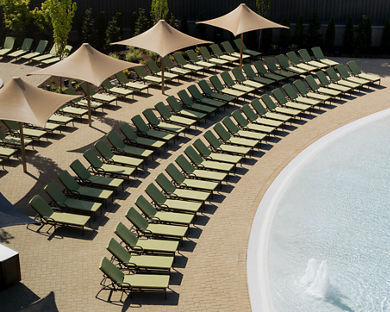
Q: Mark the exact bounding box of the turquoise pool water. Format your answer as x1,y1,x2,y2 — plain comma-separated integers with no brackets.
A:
248,109,390,312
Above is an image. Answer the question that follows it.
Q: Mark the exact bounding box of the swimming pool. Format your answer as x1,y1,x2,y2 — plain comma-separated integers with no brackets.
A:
247,109,390,312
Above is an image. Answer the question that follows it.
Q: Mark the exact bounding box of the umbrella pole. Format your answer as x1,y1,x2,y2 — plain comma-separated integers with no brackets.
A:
161,57,165,94
240,33,243,69
86,82,92,127
18,122,27,173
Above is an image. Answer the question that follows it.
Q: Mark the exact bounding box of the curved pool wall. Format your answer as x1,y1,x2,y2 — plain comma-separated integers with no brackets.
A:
247,108,390,312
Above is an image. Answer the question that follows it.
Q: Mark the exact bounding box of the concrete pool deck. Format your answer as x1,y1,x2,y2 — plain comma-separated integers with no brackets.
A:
0,57,389,311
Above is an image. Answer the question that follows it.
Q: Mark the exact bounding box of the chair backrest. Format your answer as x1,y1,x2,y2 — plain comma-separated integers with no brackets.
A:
346,61,361,75
335,64,350,79
198,80,213,95
209,44,223,57
298,48,312,62
58,170,80,192
101,79,114,90
163,56,174,69
63,86,78,96
261,94,277,110
134,66,148,78
99,257,124,286
240,105,257,123
80,81,96,96
126,207,149,232
187,84,203,100
107,238,130,264
115,222,138,249
145,183,167,205
184,146,203,166
173,52,187,66
233,38,247,50
70,159,91,180
146,60,160,74
203,130,222,149
275,54,290,69
3,36,15,50
221,41,234,53
199,46,212,60
193,139,212,158
305,75,320,91
48,43,59,55
293,80,309,95
95,140,114,160
0,128,6,140
177,90,194,106
220,71,235,87
186,50,199,62
131,115,149,133
232,67,246,83
83,149,104,169
243,64,257,78
325,67,340,82
232,109,249,128
20,38,34,51
165,163,185,184
222,116,240,135
315,70,331,85
272,88,288,104
286,51,301,65
155,173,176,194
107,131,125,150
155,102,172,120
29,195,53,218
115,71,129,84
119,123,137,142
264,57,278,71
166,96,182,113
282,84,298,100
311,46,325,60
209,75,224,91
253,60,267,75
44,182,68,205
2,120,18,131
143,109,160,126
135,195,157,218
35,40,48,53
251,99,267,116
213,123,231,142
175,154,195,174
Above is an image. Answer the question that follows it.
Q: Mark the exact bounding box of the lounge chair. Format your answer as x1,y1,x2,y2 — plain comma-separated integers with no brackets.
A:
192,139,242,165
83,149,136,178
260,94,301,117
286,51,317,72
253,60,285,82
311,46,339,66
198,79,235,102
184,146,235,172
126,207,188,240
145,183,202,214
20,40,48,61
347,60,381,85
198,46,229,66
334,64,371,86
80,82,117,105
146,60,179,81
115,222,179,255
131,115,176,141
203,130,251,156
173,52,204,73
298,48,328,69
99,257,170,300
102,79,133,98
209,43,239,62
95,140,143,168
143,109,186,134
222,116,268,142
58,170,113,203
272,88,312,112
31,43,58,62
282,83,321,107
163,56,192,77
233,38,261,57
250,99,291,124
44,182,102,215
155,102,197,127
231,67,266,89
175,155,228,182
305,75,342,97
2,120,46,141
119,123,166,149
166,96,206,120
177,90,216,114
165,163,220,191
0,36,15,57
264,57,296,78
0,145,18,159
107,238,174,273
0,128,32,148
115,71,149,93
63,87,104,111
220,71,256,94
29,195,90,231
48,114,74,126
221,41,250,59
7,38,33,59
209,75,245,98
136,195,194,226
325,68,359,90
275,54,307,74
314,71,351,93
41,45,72,65
107,131,153,159
213,123,258,148
133,66,162,85
293,79,331,102
235,107,277,133
186,50,216,70
242,64,275,85
59,105,88,118
187,84,226,108
70,159,124,191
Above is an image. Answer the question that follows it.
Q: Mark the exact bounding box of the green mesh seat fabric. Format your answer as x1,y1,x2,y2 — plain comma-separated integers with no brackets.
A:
221,41,250,59
253,60,285,81
163,56,192,76
155,102,197,127
275,54,307,74
203,130,251,156
198,46,229,65
107,131,154,158
238,105,279,131
115,71,149,92
242,64,275,85
334,64,370,86
166,96,206,120
282,83,320,106
187,85,225,108
95,140,143,168
213,123,258,148
264,57,296,78
272,88,311,111
143,109,186,133
175,155,228,181
192,139,242,164
177,90,216,114
347,61,381,84
131,115,176,141
173,52,204,72
222,116,267,141
245,101,285,127
315,71,351,93
209,43,239,62
102,79,133,97
209,75,245,98
233,38,261,57
197,80,234,102
220,71,255,94
261,94,301,117
8,38,34,58
305,75,342,97
146,60,179,80
286,51,316,72
325,67,360,89
0,36,16,56
293,79,331,102
119,123,166,149
232,67,265,89
21,40,48,60
184,146,235,172
252,98,292,123
186,50,216,69
298,48,327,69
133,66,162,84
311,46,339,66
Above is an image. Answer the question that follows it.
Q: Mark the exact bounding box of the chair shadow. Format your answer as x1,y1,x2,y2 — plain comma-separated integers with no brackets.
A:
120,290,179,310
0,228,15,243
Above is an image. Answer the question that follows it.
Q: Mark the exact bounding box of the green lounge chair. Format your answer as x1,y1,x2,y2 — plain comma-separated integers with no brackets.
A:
0,36,16,57
311,46,339,66
209,43,239,62
63,87,104,111
115,71,149,93
143,109,186,134
58,170,113,202
156,172,211,202
177,90,216,114
0,146,18,159
59,105,88,118
347,61,381,85
48,114,74,126
314,71,351,93
209,75,245,98
163,56,192,77
99,257,170,300
106,131,153,158
7,38,33,59
253,60,285,82
282,83,320,107
298,48,327,69
293,80,331,102
242,64,275,85
335,64,370,86
145,183,202,214
80,82,117,105
198,79,235,102
70,159,124,191
235,106,278,132
126,207,187,240
165,163,220,192
83,149,136,178
264,57,296,78
272,88,311,111
115,222,179,255
155,102,197,127
213,123,258,148
0,128,32,148
119,123,166,149
325,68,359,90
31,43,58,62
41,45,72,65
131,115,176,141
305,75,342,97
133,66,162,85
184,146,235,172
108,238,174,273
146,60,179,81
173,52,204,73
203,130,251,156
175,155,228,182
198,46,229,66
187,85,226,108
29,195,90,231
286,51,316,72
233,38,261,57
44,182,102,215
185,50,216,70
102,79,134,98
136,195,194,226
166,95,206,120
220,71,255,94
95,140,143,168
222,116,268,141
2,120,47,141
232,67,265,89
192,139,242,165
20,40,48,61
221,41,250,59
250,99,291,124
275,54,307,74
260,94,301,117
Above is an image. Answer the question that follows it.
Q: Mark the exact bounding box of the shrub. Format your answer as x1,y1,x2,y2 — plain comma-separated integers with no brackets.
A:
80,8,96,44
343,17,354,54
105,12,122,52
355,15,371,55
95,11,106,51
381,20,390,53
307,11,322,48
293,16,305,47
150,0,169,25
279,18,291,52
324,16,335,53
180,16,188,33
135,8,150,35
125,46,143,62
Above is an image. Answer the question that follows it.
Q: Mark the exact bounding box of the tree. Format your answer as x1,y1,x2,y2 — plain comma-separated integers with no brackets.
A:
307,11,322,48
355,15,371,54
381,20,390,53
80,8,96,44
294,16,305,47
105,12,122,52
42,0,77,58
135,8,150,35
343,17,354,54
129,10,137,37
150,0,169,24
256,0,271,18
180,16,188,33
324,16,335,53
95,11,106,51
195,12,207,39
0,0,33,36
279,17,291,52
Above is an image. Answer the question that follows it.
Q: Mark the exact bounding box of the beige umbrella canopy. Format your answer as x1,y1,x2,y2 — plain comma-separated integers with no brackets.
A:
197,3,288,67
30,43,138,126
0,77,80,172
112,20,212,94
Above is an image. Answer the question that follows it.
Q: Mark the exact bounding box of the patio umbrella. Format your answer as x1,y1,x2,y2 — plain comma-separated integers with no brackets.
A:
197,3,288,68
0,77,79,172
29,43,138,126
111,20,212,94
